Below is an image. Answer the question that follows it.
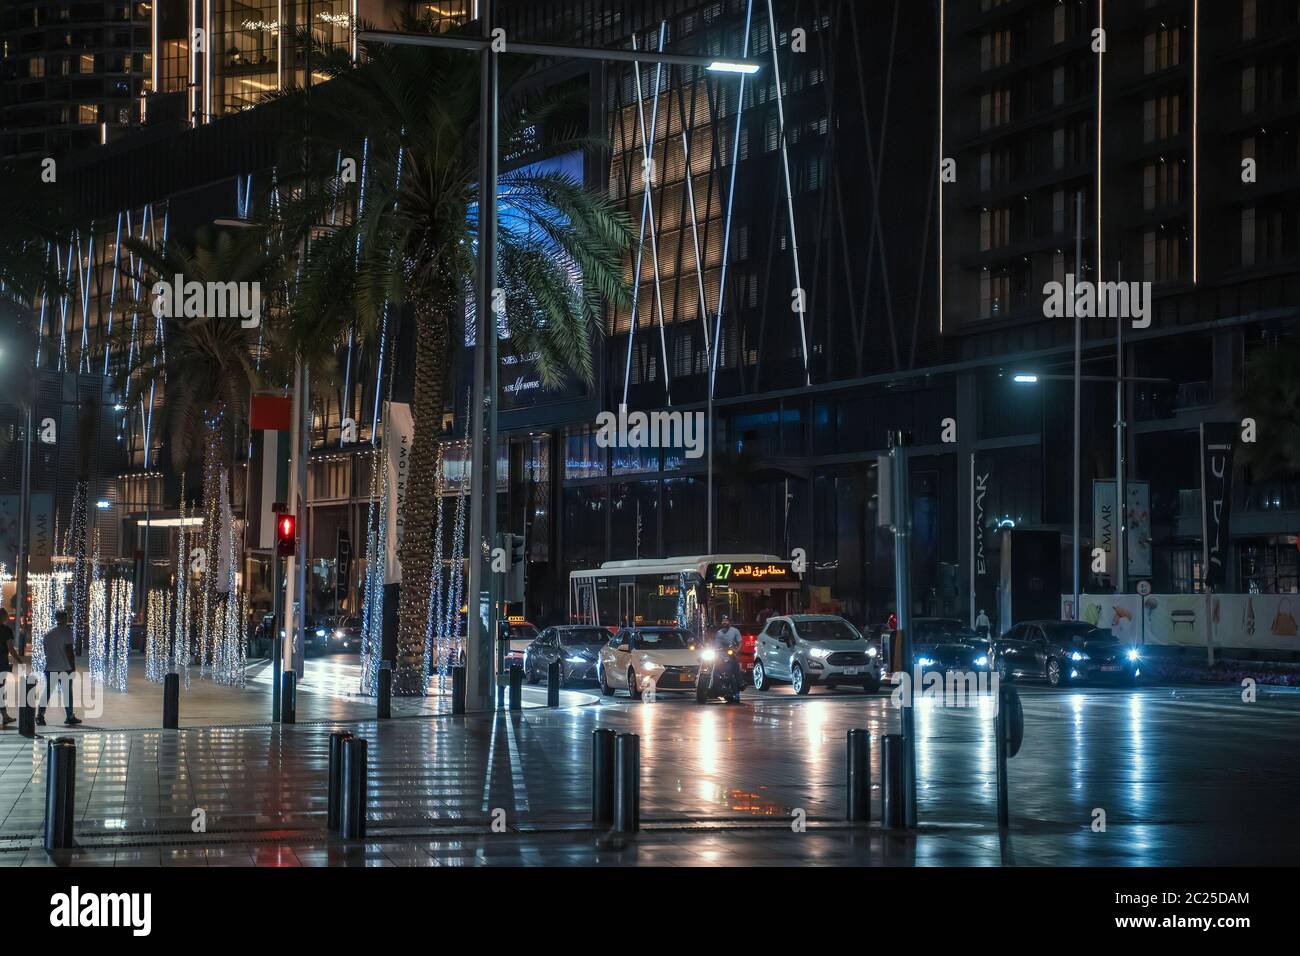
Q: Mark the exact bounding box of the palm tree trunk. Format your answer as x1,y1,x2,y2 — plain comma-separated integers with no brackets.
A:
393,305,449,695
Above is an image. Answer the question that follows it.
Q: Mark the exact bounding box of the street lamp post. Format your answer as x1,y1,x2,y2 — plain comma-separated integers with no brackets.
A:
360,13,762,712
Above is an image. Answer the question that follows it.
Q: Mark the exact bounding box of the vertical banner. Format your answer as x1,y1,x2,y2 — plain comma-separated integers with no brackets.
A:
1199,422,1236,592
1092,480,1152,579
251,394,292,548
1092,480,1118,579
1125,481,1152,577
335,528,352,601
970,455,992,629
383,401,413,585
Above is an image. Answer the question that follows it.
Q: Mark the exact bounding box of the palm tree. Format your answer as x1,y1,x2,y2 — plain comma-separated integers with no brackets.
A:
286,21,631,693
115,226,296,662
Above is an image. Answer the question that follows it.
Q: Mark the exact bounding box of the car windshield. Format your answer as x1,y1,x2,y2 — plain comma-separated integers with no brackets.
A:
341,618,361,628
504,624,538,641
794,620,861,643
1049,623,1113,644
633,630,692,650
915,620,971,642
561,629,608,646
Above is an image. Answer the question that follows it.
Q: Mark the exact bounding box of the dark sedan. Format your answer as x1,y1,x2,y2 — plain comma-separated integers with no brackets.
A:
523,625,610,685
911,618,992,674
992,620,1141,687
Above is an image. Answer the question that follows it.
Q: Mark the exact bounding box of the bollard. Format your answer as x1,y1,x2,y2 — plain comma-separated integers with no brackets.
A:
162,672,180,729
996,694,1010,828
451,664,466,715
18,676,37,738
846,728,871,822
377,663,392,720
280,671,296,724
591,728,616,826
883,733,904,829
613,733,640,833
339,736,368,839
327,731,353,832
43,737,77,851
547,660,561,708
508,664,523,711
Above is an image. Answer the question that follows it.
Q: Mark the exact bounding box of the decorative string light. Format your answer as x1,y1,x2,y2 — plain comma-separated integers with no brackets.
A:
424,442,447,685
446,437,469,677
146,589,171,682
360,446,386,696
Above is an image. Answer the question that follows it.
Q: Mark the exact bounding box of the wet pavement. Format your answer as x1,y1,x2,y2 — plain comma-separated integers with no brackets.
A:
1,679,1296,866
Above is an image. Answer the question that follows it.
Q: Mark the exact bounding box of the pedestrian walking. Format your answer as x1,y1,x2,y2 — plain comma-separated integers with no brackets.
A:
37,609,81,727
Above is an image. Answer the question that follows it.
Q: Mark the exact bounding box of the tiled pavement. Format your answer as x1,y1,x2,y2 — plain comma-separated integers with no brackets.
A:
2,680,1298,866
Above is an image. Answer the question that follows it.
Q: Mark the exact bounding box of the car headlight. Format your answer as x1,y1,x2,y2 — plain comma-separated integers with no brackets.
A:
640,658,662,671
566,656,586,664
866,646,878,657
700,648,716,662
334,630,345,638
1070,650,1089,662
809,648,832,659
315,628,327,637
1126,648,1140,662
973,655,989,667
917,656,936,668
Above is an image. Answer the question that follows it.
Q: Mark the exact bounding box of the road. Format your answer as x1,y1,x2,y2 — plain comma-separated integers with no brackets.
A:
1,674,1295,866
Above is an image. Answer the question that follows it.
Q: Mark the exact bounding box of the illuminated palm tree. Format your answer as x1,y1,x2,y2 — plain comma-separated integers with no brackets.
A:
286,20,631,693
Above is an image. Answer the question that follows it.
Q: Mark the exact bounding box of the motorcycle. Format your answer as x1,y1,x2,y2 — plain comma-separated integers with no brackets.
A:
695,644,743,704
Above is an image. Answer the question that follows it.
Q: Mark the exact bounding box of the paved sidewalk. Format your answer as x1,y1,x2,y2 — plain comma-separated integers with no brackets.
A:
1,682,1297,865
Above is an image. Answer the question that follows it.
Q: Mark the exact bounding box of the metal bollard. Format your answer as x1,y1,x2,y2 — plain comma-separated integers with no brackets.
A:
547,660,561,708
327,731,353,832
43,737,77,851
18,676,37,738
377,663,392,719
847,728,871,822
613,733,640,833
591,728,616,826
339,736,368,839
883,733,905,830
451,664,466,715
162,672,180,729
280,671,296,724
508,664,523,711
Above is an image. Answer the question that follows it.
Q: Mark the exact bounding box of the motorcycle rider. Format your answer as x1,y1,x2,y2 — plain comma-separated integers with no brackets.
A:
713,616,742,650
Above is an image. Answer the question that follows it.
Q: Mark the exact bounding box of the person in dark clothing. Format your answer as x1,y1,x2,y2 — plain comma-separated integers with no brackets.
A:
0,608,15,726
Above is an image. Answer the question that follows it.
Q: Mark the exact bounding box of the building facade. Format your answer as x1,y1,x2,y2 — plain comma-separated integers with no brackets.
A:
7,0,1298,640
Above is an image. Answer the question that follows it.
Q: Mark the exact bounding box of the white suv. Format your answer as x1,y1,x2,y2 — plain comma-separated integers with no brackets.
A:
751,615,882,695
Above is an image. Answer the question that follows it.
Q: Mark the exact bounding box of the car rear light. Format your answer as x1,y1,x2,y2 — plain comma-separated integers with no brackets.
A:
741,633,757,652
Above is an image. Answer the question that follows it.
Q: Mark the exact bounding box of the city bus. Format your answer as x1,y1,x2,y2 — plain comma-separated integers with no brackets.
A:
568,554,803,672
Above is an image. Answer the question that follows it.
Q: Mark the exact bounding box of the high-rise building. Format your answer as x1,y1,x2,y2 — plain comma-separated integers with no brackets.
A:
1,0,153,160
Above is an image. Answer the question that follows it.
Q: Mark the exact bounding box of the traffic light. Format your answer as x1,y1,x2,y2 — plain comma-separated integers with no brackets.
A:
276,513,297,558
504,533,526,602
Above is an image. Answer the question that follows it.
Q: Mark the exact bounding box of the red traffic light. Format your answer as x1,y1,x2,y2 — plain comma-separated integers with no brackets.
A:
276,514,297,557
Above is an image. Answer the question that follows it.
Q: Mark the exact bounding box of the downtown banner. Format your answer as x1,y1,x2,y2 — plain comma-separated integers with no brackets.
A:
1199,422,1236,592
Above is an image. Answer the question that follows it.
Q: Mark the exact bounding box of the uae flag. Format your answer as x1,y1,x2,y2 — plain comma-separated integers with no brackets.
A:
250,394,292,548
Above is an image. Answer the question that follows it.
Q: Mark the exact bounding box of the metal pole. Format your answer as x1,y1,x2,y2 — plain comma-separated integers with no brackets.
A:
1115,261,1126,594
294,362,308,679
466,0,499,712
1072,190,1083,619
995,694,1009,828
15,404,32,650
271,549,282,721
889,429,916,827
968,453,975,629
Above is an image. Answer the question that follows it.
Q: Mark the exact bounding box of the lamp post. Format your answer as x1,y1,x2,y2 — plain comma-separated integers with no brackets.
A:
1013,369,1169,599
359,11,762,712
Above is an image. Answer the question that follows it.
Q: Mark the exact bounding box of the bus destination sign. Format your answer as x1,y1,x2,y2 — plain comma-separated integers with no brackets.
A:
706,561,798,583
